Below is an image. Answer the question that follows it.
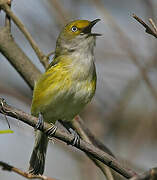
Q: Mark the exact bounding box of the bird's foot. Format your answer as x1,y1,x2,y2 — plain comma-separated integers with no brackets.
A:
68,128,80,147
35,113,44,130
45,123,57,137
58,120,80,146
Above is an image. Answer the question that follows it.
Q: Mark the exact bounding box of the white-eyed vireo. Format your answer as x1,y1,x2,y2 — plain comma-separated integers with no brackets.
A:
29,19,101,175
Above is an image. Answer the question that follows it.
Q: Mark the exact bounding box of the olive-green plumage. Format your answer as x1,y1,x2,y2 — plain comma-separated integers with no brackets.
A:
29,19,100,175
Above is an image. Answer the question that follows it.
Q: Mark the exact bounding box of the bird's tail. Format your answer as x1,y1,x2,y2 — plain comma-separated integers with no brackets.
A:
29,130,48,175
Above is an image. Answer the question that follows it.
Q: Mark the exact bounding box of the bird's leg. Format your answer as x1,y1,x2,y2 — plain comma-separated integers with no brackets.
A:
36,113,57,137
58,120,80,147
35,112,44,130
69,128,80,147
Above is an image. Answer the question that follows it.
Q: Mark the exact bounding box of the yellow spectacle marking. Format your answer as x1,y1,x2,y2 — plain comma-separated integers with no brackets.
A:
0,129,14,134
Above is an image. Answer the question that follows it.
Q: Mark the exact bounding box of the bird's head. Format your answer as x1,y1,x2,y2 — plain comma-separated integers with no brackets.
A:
55,19,101,56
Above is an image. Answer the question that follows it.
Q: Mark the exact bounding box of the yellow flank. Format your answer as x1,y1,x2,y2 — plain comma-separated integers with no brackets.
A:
31,56,73,117
84,74,96,98
31,55,96,121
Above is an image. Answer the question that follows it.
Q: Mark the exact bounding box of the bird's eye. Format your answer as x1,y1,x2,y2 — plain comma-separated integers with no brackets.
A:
71,26,78,32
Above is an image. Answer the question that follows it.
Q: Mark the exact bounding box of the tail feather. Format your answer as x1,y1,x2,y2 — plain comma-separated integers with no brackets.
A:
29,130,48,175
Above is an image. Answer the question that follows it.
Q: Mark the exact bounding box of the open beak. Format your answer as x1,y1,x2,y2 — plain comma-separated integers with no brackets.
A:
82,19,101,36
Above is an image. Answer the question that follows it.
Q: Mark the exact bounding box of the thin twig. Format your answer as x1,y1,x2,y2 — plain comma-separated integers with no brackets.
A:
132,14,157,38
5,0,12,32
0,1,49,68
0,27,41,88
91,0,157,103
0,161,56,180
0,98,138,179
149,18,157,33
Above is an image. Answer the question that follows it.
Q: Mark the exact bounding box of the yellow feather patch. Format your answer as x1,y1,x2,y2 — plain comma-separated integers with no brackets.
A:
66,20,90,29
64,20,90,36
31,57,73,116
31,54,96,123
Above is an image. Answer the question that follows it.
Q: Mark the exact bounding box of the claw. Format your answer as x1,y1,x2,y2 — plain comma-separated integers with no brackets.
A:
45,124,57,137
36,113,44,130
69,128,80,147
58,120,80,147
0,98,7,113
0,98,11,129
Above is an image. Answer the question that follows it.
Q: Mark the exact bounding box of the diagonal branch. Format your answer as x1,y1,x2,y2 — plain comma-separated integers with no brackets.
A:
72,117,114,180
4,0,12,32
149,18,157,33
0,27,41,89
0,1,49,68
0,98,137,179
132,14,157,39
0,161,56,180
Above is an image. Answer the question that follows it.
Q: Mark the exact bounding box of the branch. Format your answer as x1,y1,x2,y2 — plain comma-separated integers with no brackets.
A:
129,167,157,180
0,98,138,179
149,18,157,33
72,117,114,180
0,27,41,89
73,117,115,157
0,161,56,180
132,14,157,38
5,0,12,32
0,1,49,68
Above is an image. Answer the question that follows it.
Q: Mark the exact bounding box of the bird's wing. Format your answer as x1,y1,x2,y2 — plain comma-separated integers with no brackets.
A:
31,55,72,116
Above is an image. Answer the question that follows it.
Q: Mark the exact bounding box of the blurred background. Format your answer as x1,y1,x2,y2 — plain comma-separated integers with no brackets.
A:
0,0,157,180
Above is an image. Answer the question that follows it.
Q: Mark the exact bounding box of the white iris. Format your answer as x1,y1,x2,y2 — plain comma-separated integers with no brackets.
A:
71,26,78,32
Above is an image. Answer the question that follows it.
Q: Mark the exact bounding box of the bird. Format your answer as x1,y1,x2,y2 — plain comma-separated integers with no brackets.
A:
29,19,101,175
